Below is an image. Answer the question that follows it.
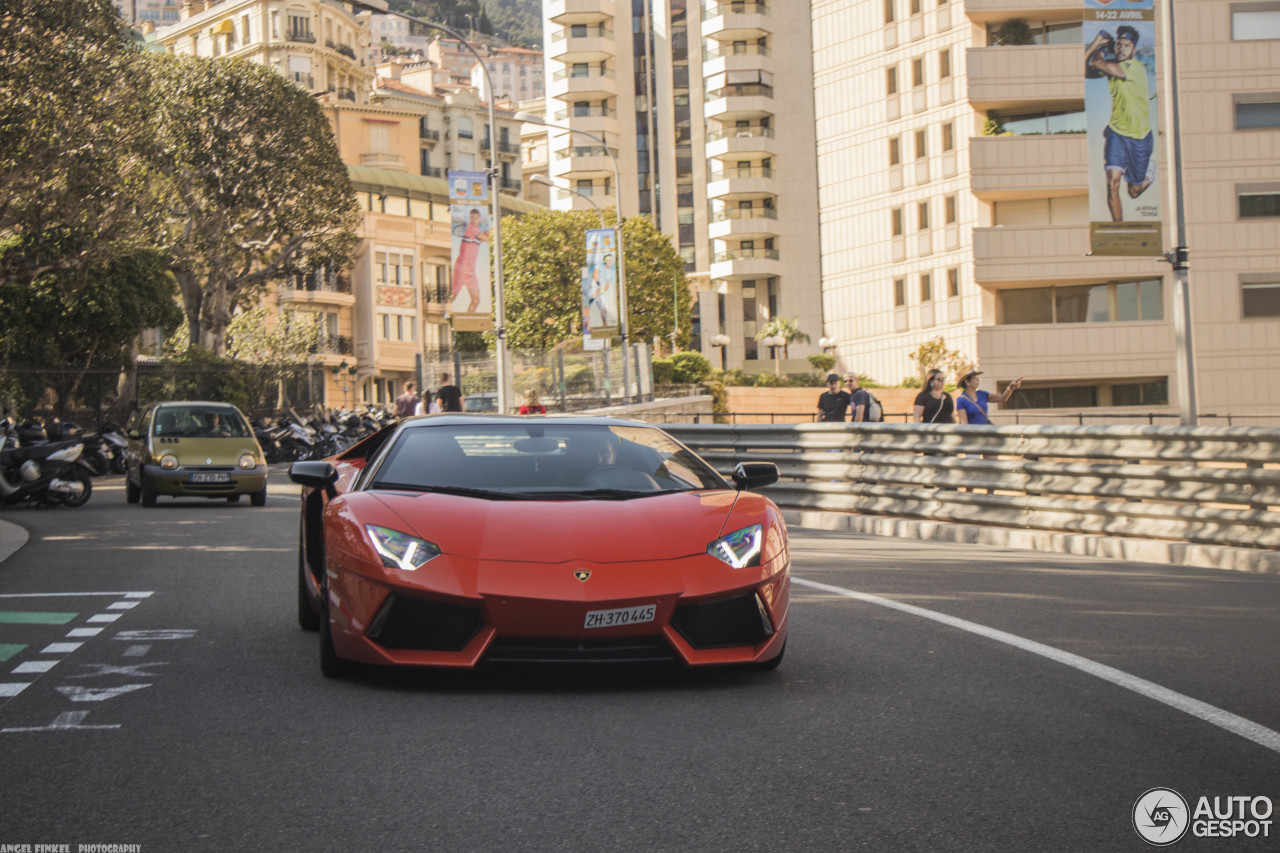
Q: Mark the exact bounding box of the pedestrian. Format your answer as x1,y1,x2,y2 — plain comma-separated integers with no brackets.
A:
913,369,954,424
393,381,418,419
519,389,546,415
436,372,463,413
955,370,1022,425
845,373,870,422
816,374,850,422
413,389,432,416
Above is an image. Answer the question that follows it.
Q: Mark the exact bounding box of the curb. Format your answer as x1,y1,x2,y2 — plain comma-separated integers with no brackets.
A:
783,510,1280,575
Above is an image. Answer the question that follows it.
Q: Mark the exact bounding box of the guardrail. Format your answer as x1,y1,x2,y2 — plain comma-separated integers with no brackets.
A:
663,422,1280,556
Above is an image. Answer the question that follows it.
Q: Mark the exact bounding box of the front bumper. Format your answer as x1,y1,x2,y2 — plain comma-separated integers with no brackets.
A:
142,464,267,497
323,551,790,669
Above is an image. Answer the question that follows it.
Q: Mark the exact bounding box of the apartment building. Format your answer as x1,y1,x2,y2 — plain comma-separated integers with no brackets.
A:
812,0,1280,420
113,0,181,24
151,0,533,408
540,0,823,371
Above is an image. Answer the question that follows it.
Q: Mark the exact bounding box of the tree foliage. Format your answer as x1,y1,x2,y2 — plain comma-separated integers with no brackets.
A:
755,315,811,358
147,55,360,355
499,210,692,351
0,0,160,289
227,306,322,368
909,335,972,384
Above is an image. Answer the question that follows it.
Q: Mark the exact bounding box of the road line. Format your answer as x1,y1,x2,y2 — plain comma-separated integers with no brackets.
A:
0,592,154,598
0,683,30,698
792,576,1280,756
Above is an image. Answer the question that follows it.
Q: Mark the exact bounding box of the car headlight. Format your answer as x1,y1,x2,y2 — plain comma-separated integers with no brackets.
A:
707,524,763,569
239,453,257,469
365,525,441,572
160,453,179,470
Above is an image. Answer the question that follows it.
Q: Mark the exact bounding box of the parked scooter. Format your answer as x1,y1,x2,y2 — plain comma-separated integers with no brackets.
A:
0,418,94,508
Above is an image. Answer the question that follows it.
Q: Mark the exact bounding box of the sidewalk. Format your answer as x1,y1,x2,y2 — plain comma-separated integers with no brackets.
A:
0,517,29,564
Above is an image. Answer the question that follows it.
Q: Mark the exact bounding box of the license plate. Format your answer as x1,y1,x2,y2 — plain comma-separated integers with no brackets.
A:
584,604,656,629
190,472,230,483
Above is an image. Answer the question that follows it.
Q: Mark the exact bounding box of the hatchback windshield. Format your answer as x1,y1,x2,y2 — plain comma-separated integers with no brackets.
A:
370,423,727,496
152,406,251,438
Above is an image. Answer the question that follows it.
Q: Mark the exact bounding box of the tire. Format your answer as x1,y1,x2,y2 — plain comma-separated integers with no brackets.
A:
125,475,140,504
250,487,267,507
140,478,156,508
57,467,93,508
319,575,356,678
748,637,786,672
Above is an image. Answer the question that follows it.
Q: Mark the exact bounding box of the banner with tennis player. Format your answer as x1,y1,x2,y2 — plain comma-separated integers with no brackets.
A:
1084,0,1162,256
447,170,493,331
583,228,619,340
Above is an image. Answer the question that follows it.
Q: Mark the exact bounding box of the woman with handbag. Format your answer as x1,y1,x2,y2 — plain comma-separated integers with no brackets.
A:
912,369,955,424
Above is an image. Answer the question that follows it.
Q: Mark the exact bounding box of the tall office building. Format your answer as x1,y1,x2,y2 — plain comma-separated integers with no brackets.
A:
541,0,823,370
812,0,1280,419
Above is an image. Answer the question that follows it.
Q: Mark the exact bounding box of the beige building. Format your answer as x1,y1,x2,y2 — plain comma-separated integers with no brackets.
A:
540,0,823,371
151,0,535,408
812,0,1280,421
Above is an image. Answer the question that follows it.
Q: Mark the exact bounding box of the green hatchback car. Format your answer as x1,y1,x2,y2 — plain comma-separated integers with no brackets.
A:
125,402,268,507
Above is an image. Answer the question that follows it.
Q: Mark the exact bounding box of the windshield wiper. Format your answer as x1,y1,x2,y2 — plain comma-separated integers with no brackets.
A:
526,488,682,500
372,483,526,500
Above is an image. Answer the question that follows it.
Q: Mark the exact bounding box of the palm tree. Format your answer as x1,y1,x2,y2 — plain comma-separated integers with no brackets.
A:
755,316,811,376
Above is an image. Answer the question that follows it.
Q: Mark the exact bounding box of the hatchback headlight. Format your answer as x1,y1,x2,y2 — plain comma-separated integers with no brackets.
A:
239,453,257,469
159,453,179,470
707,524,763,569
365,525,441,572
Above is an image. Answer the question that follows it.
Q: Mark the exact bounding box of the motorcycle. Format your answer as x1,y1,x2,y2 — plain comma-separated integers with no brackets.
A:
0,419,94,508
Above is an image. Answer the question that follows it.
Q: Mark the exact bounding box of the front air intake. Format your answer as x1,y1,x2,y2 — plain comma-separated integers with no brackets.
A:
672,592,773,649
366,594,483,651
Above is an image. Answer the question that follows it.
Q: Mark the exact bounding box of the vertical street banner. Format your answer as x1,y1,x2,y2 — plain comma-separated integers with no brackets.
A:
583,228,620,340
580,268,603,351
1084,0,1162,256
448,170,494,331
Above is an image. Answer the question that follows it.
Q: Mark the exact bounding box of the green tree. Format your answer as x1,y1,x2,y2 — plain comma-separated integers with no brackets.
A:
500,209,692,351
227,305,322,368
0,0,160,289
147,55,360,355
755,315,810,358
909,335,972,384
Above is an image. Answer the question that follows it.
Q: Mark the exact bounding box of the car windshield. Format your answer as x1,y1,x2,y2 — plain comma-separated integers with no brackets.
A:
369,423,728,497
152,406,251,438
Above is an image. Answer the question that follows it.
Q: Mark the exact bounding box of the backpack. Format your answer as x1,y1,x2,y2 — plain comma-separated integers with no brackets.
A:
863,391,884,423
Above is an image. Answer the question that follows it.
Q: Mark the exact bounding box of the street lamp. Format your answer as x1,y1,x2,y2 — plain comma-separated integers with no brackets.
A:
347,0,510,414
761,334,785,377
513,110,631,402
710,333,730,371
818,336,838,351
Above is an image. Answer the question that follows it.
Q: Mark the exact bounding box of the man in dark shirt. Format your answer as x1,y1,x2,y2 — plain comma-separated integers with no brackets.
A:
816,374,850,422
394,382,418,419
436,372,463,413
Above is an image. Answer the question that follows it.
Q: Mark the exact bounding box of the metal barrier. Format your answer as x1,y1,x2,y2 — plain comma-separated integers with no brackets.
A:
664,422,1280,554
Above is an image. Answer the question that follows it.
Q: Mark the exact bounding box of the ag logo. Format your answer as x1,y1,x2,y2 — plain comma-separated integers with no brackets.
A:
1133,788,1190,846
573,570,591,582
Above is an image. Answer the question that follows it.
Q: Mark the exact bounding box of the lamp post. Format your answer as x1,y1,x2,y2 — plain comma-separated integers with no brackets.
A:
513,111,631,402
347,0,510,413
710,334,730,371
761,334,785,377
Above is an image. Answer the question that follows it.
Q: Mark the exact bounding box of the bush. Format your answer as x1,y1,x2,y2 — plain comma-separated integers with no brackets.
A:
807,353,835,374
651,357,676,386
669,351,712,384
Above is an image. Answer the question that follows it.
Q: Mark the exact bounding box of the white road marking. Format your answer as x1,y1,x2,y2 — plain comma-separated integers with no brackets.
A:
40,643,83,654
106,601,140,610
86,614,121,624
66,628,103,638
0,592,154,598
113,629,196,641
56,684,152,703
2,711,121,732
793,576,1280,756
122,645,150,657
0,683,30,697
12,661,57,674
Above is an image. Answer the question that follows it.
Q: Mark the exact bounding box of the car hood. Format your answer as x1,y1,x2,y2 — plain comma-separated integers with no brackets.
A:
371,490,744,563
147,436,262,462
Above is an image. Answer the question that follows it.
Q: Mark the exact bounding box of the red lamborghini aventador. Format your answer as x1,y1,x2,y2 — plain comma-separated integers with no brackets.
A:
288,415,789,677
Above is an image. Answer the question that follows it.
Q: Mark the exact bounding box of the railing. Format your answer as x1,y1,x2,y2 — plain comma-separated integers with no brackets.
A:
287,31,316,43
422,282,452,305
713,247,780,262
711,208,778,222
420,129,441,141
553,106,615,120
309,335,353,356
662,422,1280,559
707,166,774,181
706,126,775,142
551,26,613,42
706,84,773,100
704,43,771,59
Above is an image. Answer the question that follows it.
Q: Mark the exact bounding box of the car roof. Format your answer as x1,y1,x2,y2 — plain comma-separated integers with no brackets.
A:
152,401,243,409
399,414,653,429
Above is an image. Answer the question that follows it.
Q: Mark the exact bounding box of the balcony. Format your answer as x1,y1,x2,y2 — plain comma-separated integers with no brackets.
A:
702,45,773,81
706,165,775,200
976,321,1174,383
291,72,316,91
708,207,779,241
287,29,315,44
710,246,781,281
279,277,355,307
549,67,617,101
548,26,614,63
360,152,405,171
419,128,440,144
704,85,774,122
973,225,1165,286
336,87,355,102
701,1,771,41
421,282,452,306
553,144,617,178
309,335,353,357
705,125,776,159
970,133,1087,200
964,0,1082,24
546,0,610,26
967,44,1081,111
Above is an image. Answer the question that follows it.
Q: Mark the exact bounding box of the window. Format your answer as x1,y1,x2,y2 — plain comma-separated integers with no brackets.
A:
920,272,933,302
941,121,955,152
1235,94,1280,129
944,195,957,225
909,0,921,14
886,66,898,95
915,129,927,158
894,278,906,307
456,117,474,139
884,0,895,23
917,201,930,230
999,279,1163,324
1242,276,1280,317
939,48,952,78
1238,183,1280,217
889,137,901,166
912,57,924,88
947,267,959,297
1232,3,1280,40
891,207,904,237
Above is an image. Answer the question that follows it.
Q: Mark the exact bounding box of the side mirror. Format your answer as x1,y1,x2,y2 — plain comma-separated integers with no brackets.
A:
732,461,779,491
289,461,339,498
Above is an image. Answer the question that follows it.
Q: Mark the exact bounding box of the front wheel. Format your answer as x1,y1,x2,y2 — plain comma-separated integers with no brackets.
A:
250,487,267,507
57,467,93,508
140,478,156,508
125,475,140,504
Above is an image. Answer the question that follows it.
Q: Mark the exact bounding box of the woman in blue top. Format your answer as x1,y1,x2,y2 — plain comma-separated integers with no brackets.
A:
955,370,1022,425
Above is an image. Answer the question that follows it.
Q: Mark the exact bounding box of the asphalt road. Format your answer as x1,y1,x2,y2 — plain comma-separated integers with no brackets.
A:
0,475,1277,852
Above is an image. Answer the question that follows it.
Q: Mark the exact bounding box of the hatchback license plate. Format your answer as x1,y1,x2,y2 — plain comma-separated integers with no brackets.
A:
190,472,230,483
584,605,656,629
